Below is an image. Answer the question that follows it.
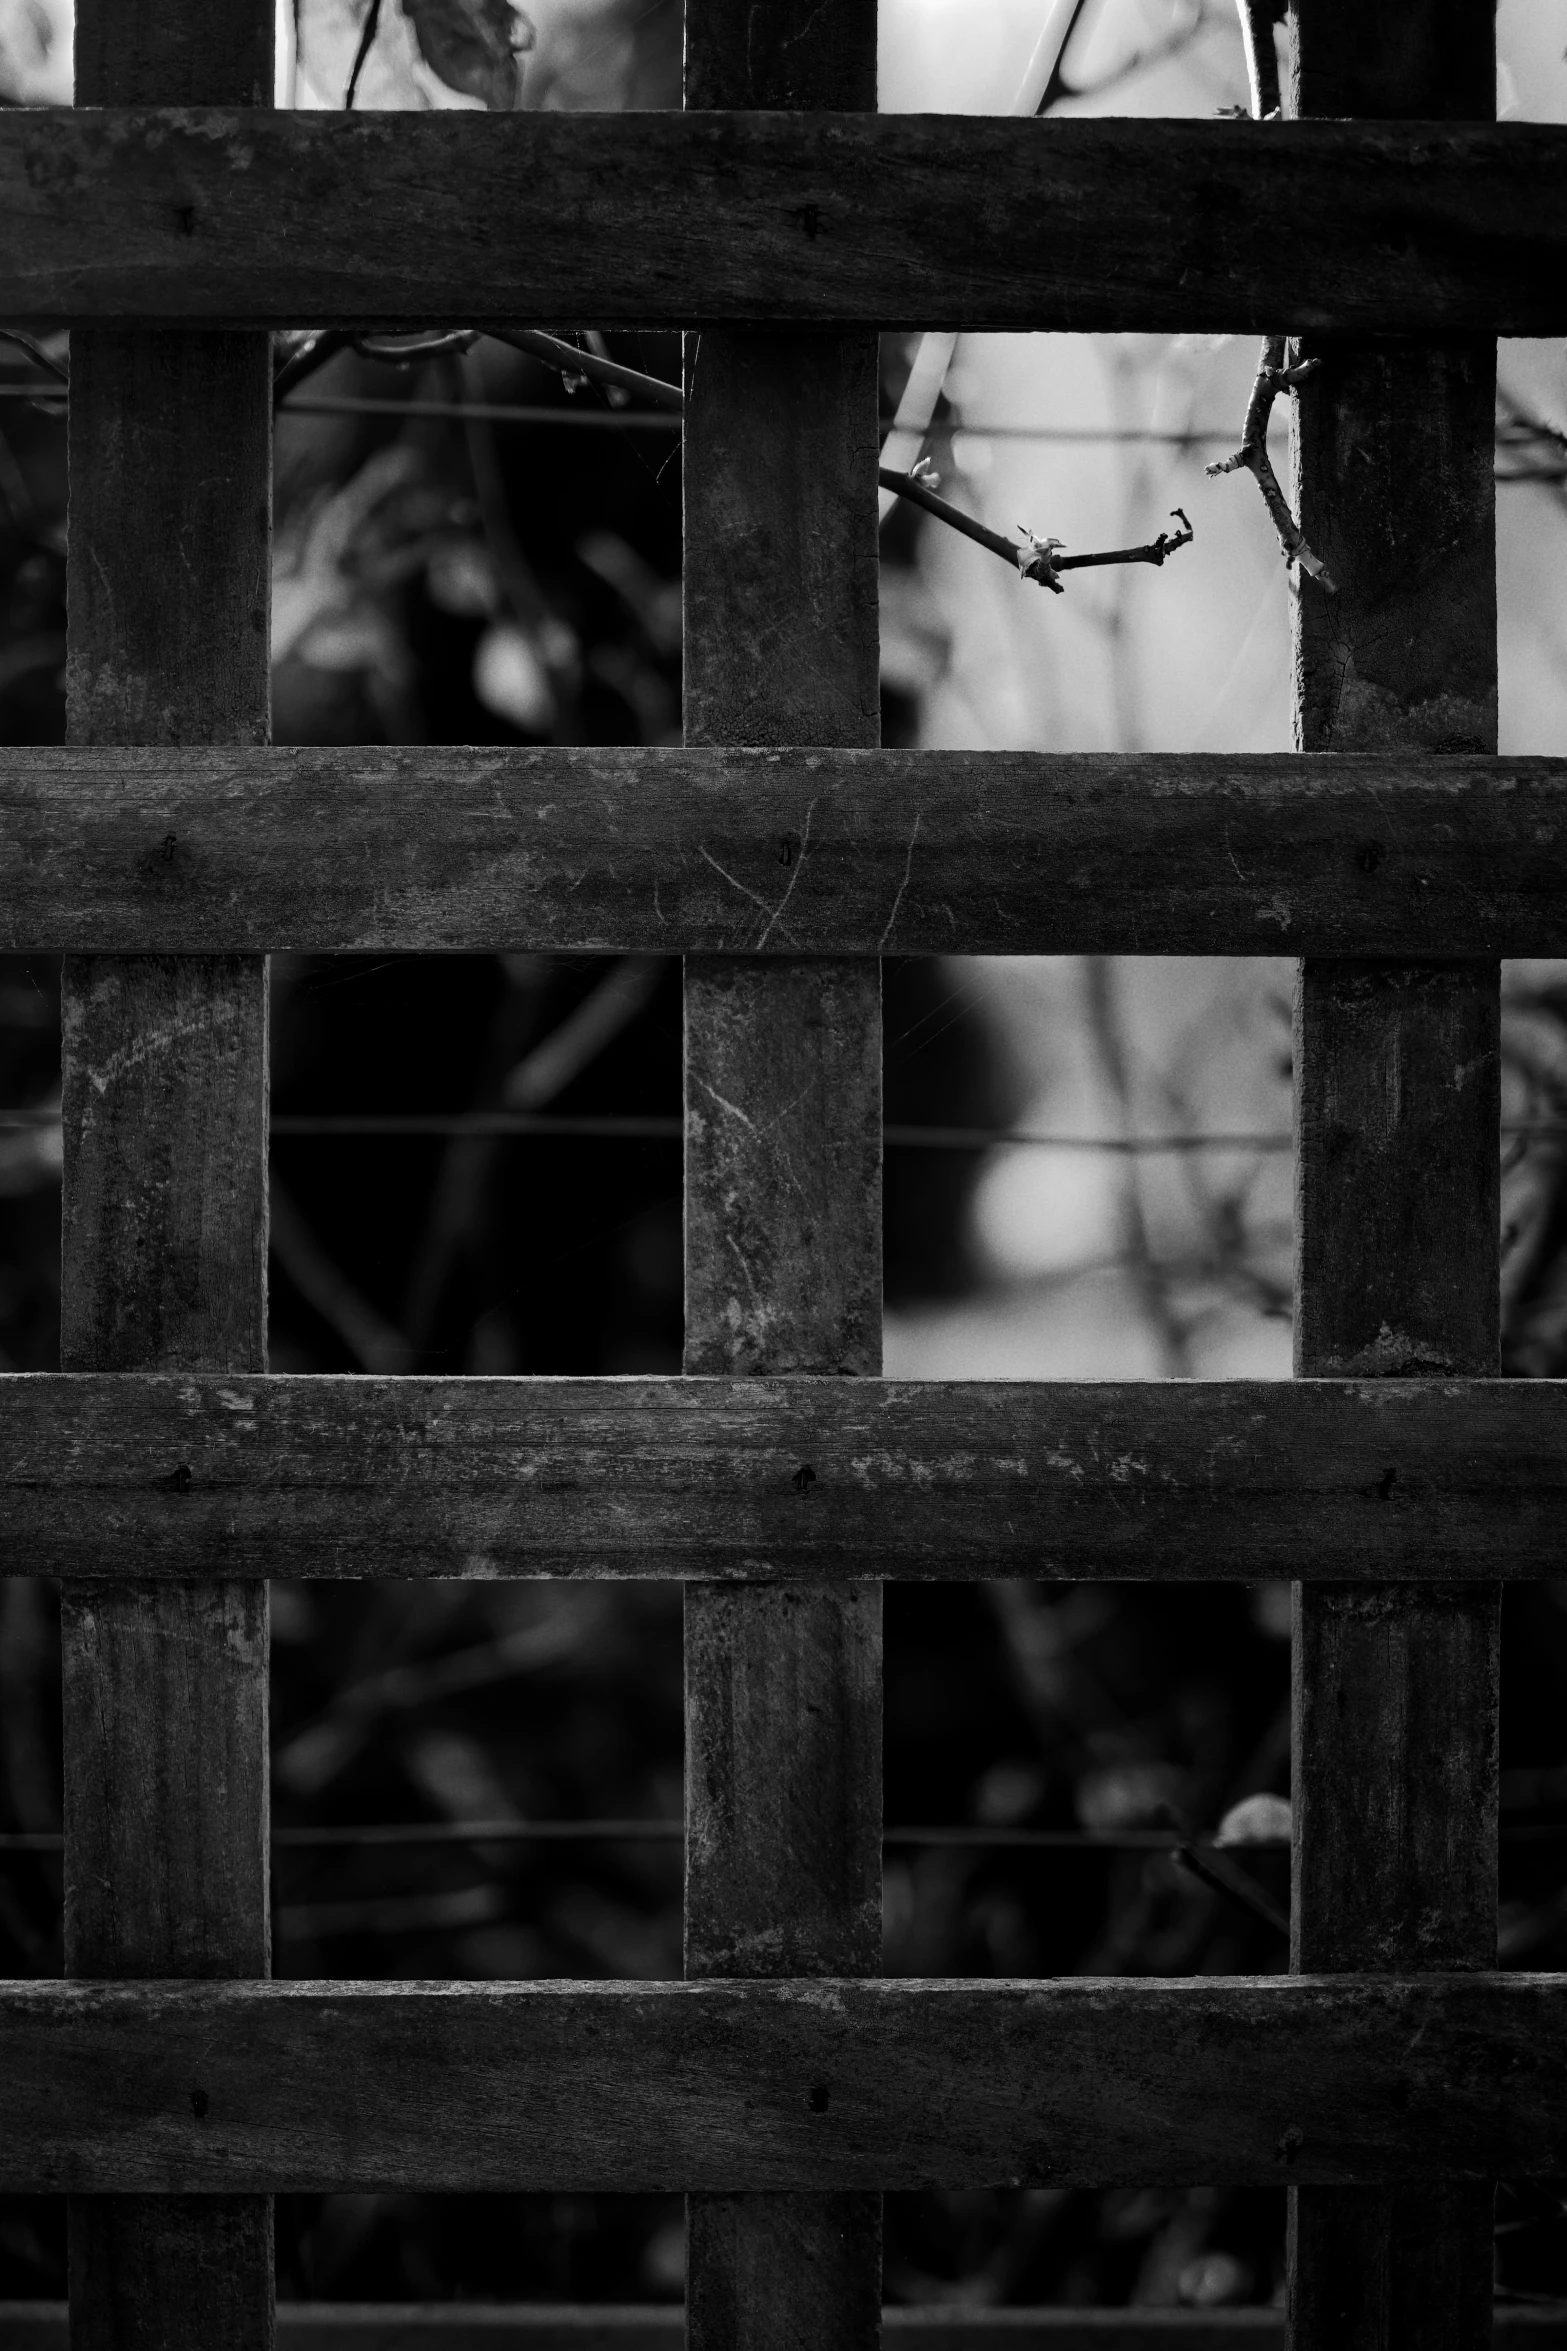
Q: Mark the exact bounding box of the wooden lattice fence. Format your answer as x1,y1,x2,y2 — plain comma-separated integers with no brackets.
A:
0,0,1562,2348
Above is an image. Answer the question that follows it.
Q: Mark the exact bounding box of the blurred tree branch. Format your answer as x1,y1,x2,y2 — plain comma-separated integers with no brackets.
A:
269,1174,413,1372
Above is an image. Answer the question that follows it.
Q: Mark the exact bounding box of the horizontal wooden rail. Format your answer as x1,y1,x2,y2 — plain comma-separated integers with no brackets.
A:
1,747,1565,958
0,114,1563,333
2,1974,1565,2193
1,2306,1564,2349
1,1374,1564,1583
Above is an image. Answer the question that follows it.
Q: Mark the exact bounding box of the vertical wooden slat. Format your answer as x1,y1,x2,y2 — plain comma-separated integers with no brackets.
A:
63,6,273,2349
682,5,882,2349
1287,6,1498,2349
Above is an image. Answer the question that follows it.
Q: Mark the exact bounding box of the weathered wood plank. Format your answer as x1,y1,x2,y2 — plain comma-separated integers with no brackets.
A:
1287,8,1500,2350
1,2307,1564,2351
1,114,1564,333
1,746,1565,958
1,1374,1564,1583
680,6,882,2348
683,962,882,1379
62,2,274,2345
684,1584,882,1960
0,1975,1564,2194
1293,973,1500,1388
60,956,269,1371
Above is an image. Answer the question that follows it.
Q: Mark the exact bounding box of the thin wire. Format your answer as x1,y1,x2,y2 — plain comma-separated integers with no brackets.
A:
231,1116,1567,1152
263,1115,1294,1150
0,1819,1557,1857
3,378,1558,487
486,327,684,413
270,1112,682,1141
8,1111,1567,1151
0,382,1294,443
277,394,679,430
0,1823,1260,1855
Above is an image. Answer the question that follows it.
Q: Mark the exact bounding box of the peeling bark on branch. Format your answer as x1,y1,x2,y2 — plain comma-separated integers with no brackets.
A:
1207,337,1336,589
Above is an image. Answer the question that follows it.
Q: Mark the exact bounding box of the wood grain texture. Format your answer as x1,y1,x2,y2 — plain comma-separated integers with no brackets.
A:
1288,7,1499,2348
64,1,274,2343
1,114,1565,333
6,746,1567,959
1293,966,1500,1383
3,2314,1567,2351
1291,346,1496,760
681,5,882,2346
683,963,882,1378
62,1581,268,1973
685,1586,882,1972
60,956,268,1372
65,337,271,747
2,1373,1564,1583
687,2193,882,2351
683,339,881,752
0,1975,1565,2194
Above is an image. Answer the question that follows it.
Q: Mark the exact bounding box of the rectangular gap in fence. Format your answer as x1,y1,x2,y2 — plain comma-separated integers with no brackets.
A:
8,948,1567,1389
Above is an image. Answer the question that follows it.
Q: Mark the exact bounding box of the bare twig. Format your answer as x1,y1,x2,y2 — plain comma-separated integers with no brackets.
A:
277,394,678,431
1206,336,1336,590
1173,1841,1289,1939
1207,13,1336,592
1029,0,1095,114
272,329,352,403
271,321,677,418
274,330,479,399
878,464,1192,591
271,326,670,422
1233,0,1281,119
1047,510,1194,576
0,329,67,386
879,462,1028,569
353,330,479,368
344,0,385,105
487,327,684,413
